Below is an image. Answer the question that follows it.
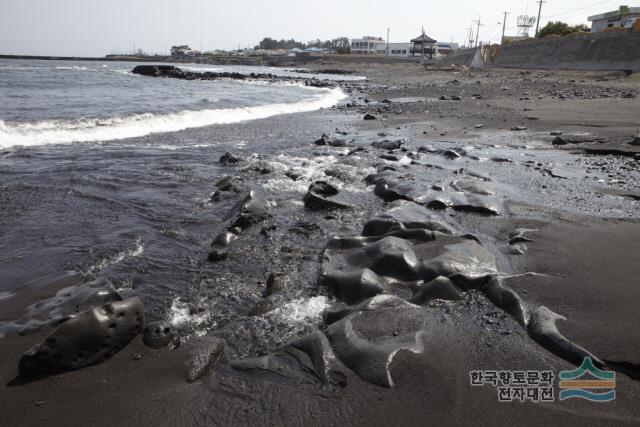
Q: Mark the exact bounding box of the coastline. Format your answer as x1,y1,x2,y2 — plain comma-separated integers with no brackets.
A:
1,60,639,425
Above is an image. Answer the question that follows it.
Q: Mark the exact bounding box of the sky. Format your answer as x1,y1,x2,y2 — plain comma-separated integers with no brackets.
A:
0,0,627,56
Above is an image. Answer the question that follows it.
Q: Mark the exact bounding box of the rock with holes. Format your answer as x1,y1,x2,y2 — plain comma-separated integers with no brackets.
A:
18,298,144,378
143,320,177,349
0,276,122,337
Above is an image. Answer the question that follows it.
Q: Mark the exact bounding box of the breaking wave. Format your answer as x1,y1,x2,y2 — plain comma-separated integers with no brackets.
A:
0,86,346,148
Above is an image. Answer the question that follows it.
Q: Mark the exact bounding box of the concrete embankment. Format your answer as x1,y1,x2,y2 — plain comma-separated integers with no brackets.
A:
438,47,481,67
493,29,640,72
441,29,640,72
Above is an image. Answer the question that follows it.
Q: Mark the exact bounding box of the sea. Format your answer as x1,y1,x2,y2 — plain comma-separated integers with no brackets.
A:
0,58,357,343
0,59,353,147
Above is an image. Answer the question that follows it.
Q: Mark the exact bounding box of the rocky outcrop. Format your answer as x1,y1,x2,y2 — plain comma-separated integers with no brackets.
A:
303,181,352,210
19,298,144,378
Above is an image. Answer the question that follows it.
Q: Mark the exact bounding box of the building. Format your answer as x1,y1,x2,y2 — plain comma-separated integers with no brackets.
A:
588,5,640,32
434,42,459,58
375,42,411,56
350,36,386,54
376,42,458,58
410,34,437,58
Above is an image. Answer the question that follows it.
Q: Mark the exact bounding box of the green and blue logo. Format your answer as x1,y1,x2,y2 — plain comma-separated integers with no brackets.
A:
559,358,616,402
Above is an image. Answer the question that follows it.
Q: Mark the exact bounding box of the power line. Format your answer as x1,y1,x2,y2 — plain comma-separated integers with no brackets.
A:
542,0,614,19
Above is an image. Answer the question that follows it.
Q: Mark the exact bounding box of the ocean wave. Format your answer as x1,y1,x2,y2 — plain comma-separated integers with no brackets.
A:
0,86,346,148
55,66,89,71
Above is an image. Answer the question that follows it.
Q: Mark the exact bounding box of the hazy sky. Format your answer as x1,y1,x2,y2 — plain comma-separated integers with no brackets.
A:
0,0,624,56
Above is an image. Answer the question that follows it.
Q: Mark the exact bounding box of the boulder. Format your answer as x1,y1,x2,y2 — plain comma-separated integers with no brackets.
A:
224,191,271,230
363,113,377,120
131,65,183,77
631,133,640,146
19,298,144,378
1,276,122,337
552,136,569,145
362,201,454,236
371,140,403,150
303,181,352,210
219,152,242,165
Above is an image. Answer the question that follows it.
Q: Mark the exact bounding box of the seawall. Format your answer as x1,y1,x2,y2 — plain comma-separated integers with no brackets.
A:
439,29,640,72
493,29,640,72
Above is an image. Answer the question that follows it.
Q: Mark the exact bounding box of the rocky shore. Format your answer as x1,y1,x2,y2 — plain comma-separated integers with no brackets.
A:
1,62,639,426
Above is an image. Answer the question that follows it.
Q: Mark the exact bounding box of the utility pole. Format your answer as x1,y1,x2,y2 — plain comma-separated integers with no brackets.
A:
501,12,509,44
421,26,425,57
473,17,482,48
386,28,390,56
535,0,546,37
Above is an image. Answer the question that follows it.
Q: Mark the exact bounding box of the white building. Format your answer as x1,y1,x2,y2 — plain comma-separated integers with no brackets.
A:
375,43,411,56
375,42,459,58
588,5,640,32
350,36,386,54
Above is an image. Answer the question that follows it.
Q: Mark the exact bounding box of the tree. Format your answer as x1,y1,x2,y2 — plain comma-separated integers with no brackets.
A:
254,37,305,50
332,37,351,53
538,21,589,38
170,45,191,57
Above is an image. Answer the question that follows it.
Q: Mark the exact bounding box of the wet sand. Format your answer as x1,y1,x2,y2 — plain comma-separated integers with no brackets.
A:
1,62,639,426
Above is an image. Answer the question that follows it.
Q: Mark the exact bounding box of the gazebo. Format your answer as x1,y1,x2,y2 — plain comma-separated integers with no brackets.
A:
410,34,437,58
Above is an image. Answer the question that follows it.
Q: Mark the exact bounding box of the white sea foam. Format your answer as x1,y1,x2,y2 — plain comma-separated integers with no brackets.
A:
0,86,346,148
87,237,145,273
271,296,328,325
55,66,89,71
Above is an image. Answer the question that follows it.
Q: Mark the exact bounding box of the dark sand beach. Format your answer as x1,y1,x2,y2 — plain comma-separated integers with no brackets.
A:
1,61,639,426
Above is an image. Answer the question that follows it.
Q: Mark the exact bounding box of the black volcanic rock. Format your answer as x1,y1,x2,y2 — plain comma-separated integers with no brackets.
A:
372,140,403,150
552,136,569,145
132,65,183,77
303,181,352,210
363,113,377,120
219,152,242,165
19,298,144,378
362,201,454,236
224,191,271,230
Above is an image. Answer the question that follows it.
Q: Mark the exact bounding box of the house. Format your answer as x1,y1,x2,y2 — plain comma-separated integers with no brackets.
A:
410,34,437,58
434,42,459,57
588,5,640,32
350,36,386,54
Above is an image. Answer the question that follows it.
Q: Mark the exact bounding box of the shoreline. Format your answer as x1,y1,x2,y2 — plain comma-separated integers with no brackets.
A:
1,61,639,425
